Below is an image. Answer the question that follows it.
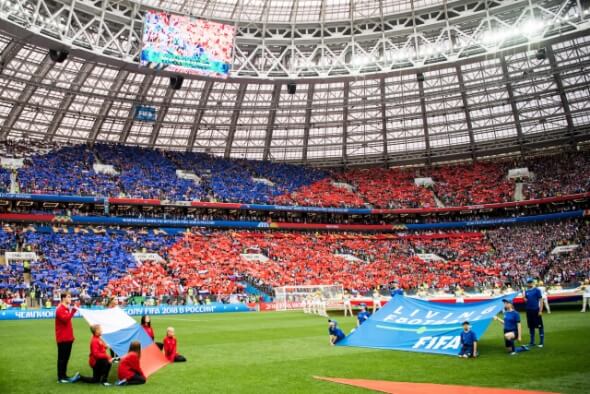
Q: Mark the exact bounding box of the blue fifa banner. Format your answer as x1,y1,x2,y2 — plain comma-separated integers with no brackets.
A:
338,295,511,356
0,303,253,321
134,105,157,122
405,209,582,230
242,203,372,215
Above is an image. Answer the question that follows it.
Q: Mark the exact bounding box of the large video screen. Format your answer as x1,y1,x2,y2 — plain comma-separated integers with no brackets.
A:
140,11,235,78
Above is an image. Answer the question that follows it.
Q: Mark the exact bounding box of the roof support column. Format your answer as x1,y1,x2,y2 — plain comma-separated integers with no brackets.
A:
148,87,176,147
88,69,129,144
187,81,214,150
456,64,476,160
224,83,247,158
0,54,54,140
546,45,575,146
379,77,389,166
45,63,95,142
342,81,350,166
417,76,431,165
302,83,314,163
263,83,282,161
500,54,524,152
0,41,24,73
119,74,156,144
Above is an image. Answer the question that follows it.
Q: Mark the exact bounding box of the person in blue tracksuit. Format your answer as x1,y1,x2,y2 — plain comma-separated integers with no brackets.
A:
523,278,545,347
390,283,404,298
356,304,371,327
458,321,478,358
328,320,345,345
494,299,529,355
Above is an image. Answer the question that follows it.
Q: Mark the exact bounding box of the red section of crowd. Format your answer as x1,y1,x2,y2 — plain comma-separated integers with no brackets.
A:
233,232,500,292
105,234,245,297
342,168,436,209
106,231,500,296
104,262,176,298
272,161,515,208
428,162,514,206
274,178,366,208
273,153,590,209
106,220,590,298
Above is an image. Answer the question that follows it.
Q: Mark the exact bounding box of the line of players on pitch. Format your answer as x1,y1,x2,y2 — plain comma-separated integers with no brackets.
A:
327,278,548,357
303,285,395,317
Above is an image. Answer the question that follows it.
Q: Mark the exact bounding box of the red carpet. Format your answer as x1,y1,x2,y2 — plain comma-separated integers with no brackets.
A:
314,377,560,394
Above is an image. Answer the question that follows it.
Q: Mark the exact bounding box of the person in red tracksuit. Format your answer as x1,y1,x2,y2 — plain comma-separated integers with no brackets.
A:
55,291,80,383
117,341,146,386
140,315,163,350
163,327,186,362
79,324,113,385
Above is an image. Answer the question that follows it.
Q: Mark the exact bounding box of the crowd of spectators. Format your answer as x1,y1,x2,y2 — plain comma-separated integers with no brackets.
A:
486,220,590,286
274,178,366,208
342,168,435,208
17,145,122,196
167,152,279,203
95,144,203,200
0,139,59,158
0,228,20,299
103,221,590,298
520,152,590,199
106,231,245,298
0,219,589,305
5,142,590,209
0,168,10,192
166,152,328,204
429,162,514,206
0,227,178,302
243,160,326,192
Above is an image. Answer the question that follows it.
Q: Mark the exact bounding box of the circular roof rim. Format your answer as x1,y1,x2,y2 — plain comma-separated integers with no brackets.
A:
4,20,582,86
129,0,459,27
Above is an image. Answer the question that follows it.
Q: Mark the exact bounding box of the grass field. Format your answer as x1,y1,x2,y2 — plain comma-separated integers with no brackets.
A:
0,307,588,394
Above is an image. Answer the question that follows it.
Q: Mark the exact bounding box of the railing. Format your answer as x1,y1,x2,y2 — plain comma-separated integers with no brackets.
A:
0,209,586,232
0,191,588,216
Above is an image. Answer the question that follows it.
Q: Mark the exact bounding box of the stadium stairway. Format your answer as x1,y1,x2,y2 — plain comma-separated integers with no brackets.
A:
9,170,18,193
433,192,446,208
514,182,525,201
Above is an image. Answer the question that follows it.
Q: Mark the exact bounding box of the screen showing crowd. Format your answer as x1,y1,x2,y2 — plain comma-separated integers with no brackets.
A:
140,10,235,78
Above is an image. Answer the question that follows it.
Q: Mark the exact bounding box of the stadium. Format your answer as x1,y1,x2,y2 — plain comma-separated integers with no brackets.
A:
0,0,589,392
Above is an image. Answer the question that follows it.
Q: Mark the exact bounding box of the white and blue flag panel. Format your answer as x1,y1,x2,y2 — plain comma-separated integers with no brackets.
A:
79,307,152,357
338,295,513,356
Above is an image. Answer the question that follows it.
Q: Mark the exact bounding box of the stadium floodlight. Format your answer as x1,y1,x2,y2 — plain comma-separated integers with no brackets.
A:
481,31,497,46
520,19,545,37
351,55,369,68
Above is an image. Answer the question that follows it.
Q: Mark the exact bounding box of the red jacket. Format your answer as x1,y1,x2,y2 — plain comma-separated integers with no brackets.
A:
55,304,77,343
89,335,112,368
118,352,145,381
142,325,155,341
163,336,177,362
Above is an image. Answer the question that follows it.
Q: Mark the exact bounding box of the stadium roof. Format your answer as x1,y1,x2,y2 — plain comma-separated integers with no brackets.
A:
139,0,445,24
0,0,588,166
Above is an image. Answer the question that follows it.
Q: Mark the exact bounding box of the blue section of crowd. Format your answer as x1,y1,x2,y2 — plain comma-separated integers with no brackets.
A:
0,229,179,296
15,144,327,203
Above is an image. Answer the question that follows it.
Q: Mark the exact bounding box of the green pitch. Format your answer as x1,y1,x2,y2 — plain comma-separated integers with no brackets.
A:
0,309,589,393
